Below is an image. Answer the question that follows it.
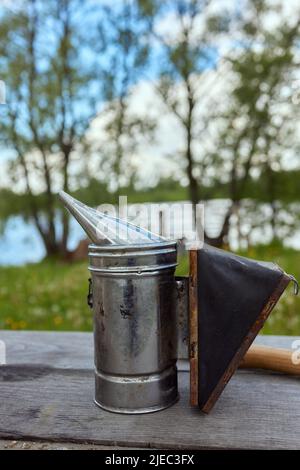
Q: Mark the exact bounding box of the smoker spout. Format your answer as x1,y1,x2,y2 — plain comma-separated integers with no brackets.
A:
58,190,117,244
58,190,165,246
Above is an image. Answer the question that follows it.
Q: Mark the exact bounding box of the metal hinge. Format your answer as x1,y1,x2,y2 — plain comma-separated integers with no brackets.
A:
87,278,93,309
175,276,189,360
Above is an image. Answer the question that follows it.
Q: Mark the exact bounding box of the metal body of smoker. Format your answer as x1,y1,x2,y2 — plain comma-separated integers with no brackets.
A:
88,241,179,414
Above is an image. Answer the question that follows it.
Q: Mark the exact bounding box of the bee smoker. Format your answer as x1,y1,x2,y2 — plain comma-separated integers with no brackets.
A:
59,191,297,415
59,191,179,413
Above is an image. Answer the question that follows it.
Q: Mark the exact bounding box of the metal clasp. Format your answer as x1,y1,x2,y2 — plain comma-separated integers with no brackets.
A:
289,275,299,296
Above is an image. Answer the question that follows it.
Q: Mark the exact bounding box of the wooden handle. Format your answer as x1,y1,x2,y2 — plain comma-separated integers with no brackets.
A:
240,344,300,375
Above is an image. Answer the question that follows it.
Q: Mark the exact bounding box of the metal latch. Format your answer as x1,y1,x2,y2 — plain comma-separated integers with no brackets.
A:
289,275,299,296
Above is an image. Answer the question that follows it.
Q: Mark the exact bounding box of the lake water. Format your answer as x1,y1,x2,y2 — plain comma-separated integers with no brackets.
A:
0,199,299,266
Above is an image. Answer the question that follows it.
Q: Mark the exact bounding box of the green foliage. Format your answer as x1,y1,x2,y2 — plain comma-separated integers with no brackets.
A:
243,170,300,203
239,244,300,335
1,168,300,225
0,259,92,331
0,245,299,335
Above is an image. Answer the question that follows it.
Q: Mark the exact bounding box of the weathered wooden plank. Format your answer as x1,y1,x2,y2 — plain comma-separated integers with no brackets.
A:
0,330,94,369
0,330,299,370
255,335,300,348
0,352,300,449
0,439,140,450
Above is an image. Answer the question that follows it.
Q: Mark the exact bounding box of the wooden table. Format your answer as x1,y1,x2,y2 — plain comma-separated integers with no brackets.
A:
0,331,299,450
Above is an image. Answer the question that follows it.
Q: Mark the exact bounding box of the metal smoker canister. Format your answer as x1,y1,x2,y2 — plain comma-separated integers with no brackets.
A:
88,241,179,414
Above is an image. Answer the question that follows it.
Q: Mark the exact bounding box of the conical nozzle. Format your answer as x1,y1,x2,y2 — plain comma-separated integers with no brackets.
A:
58,190,165,245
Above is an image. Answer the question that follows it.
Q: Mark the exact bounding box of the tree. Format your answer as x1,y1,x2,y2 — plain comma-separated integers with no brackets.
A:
0,0,97,257
88,0,155,192
210,0,300,246
139,0,232,243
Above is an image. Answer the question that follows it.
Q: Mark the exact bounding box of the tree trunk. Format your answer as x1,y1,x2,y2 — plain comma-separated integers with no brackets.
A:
266,165,278,241
60,145,72,258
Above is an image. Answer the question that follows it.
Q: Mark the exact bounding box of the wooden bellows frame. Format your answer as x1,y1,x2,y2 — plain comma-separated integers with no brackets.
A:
189,245,294,413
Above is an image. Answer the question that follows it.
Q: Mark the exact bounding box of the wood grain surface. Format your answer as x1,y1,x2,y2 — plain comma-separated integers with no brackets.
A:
0,331,300,449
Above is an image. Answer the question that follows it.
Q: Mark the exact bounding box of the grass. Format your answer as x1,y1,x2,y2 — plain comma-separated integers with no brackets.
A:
0,244,299,335
238,245,300,335
0,260,91,331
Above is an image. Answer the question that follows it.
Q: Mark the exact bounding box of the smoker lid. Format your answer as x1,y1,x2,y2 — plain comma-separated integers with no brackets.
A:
88,240,178,273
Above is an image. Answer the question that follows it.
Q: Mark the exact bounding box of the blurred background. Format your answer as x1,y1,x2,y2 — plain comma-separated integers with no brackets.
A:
0,0,299,334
